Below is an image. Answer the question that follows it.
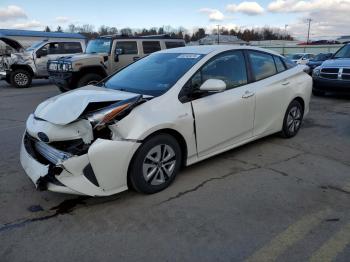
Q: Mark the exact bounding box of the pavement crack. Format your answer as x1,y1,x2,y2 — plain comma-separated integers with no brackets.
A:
158,167,258,205
0,196,89,233
322,185,350,195
0,118,25,123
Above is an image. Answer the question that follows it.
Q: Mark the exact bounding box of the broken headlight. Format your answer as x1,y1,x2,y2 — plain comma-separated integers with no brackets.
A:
85,95,143,130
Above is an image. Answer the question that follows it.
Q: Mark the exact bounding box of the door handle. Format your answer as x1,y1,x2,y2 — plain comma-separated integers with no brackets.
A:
242,91,255,99
282,81,290,86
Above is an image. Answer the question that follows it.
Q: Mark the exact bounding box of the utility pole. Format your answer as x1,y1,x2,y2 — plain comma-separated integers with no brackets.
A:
284,24,288,40
217,25,220,44
306,18,312,44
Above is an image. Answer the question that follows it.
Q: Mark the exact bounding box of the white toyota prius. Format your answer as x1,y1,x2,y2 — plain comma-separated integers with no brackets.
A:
20,45,312,196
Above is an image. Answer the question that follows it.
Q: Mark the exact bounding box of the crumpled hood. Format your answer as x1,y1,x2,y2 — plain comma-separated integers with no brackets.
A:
34,85,143,125
321,58,350,67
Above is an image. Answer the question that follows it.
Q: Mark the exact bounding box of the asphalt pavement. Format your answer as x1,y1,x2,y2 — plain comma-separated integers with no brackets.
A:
0,80,349,262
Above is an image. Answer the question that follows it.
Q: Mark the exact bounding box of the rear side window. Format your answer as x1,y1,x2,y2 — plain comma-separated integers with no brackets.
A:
62,42,82,54
165,41,185,49
248,51,277,81
282,57,297,69
273,56,286,73
115,41,138,54
142,41,161,54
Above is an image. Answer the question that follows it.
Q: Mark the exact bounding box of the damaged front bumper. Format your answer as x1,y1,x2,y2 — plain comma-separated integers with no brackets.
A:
20,131,141,196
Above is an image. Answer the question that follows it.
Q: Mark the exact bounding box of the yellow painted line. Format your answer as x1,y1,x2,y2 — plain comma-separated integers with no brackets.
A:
245,209,331,262
309,222,350,262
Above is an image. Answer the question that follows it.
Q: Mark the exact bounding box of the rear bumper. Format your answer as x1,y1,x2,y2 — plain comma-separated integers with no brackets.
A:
313,77,350,93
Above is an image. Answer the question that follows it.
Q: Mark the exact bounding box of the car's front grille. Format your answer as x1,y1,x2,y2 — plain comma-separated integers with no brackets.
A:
320,67,350,81
321,68,339,73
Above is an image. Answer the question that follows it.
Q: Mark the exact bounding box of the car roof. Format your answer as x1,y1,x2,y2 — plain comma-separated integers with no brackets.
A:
159,45,282,56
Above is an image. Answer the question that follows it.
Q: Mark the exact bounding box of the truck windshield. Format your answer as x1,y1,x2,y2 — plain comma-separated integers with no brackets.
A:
86,39,112,54
25,41,45,51
333,45,350,59
104,53,204,96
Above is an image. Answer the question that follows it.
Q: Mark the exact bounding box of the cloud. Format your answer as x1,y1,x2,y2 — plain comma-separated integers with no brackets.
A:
226,2,264,15
55,16,70,23
12,20,42,29
199,8,225,21
0,5,27,21
266,0,350,38
268,0,350,13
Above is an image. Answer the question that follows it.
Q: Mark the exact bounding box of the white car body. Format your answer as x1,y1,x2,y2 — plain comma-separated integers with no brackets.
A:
20,45,312,196
290,53,315,65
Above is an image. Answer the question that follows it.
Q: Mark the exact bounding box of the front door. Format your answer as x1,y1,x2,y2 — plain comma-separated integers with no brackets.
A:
188,50,255,157
109,41,139,74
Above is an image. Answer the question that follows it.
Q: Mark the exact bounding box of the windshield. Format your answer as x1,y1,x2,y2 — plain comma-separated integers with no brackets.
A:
25,41,45,51
333,45,350,59
104,53,204,96
313,53,330,61
86,39,112,54
287,54,303,60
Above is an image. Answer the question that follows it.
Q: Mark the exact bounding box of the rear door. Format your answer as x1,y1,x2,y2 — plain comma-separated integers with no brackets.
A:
246,51,292,136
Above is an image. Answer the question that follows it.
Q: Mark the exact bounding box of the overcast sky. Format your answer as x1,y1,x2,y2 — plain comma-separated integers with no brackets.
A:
0,0,348,40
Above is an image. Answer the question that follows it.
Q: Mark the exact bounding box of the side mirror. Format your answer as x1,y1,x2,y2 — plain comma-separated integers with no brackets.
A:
36,49,47,58
199,79,226,92
114,48,123,62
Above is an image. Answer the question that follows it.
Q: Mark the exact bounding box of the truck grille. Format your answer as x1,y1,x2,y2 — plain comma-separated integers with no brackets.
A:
320,68,350,80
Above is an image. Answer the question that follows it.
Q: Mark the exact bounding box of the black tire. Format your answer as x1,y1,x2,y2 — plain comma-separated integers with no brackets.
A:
77,73,103,88
5,74,11,84
129,134,182,194
280,100,304,138
57,85,72,93
11,69,32,88
312,89,325,96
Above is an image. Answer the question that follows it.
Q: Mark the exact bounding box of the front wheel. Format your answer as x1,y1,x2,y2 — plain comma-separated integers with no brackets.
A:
129,134,182,194
11,69,32,88
77,73,103,88
280,100,304,138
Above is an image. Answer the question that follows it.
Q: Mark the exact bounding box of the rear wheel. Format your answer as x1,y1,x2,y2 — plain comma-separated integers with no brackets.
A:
77,73,103,88
280,100,304,138
11,69,32,88
129,134,182,194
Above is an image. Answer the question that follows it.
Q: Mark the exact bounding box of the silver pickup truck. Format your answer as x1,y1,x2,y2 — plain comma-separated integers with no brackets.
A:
1,39,86,88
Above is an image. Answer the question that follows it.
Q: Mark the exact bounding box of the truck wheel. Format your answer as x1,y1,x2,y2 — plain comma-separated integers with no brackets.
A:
5,74,11,84
11,69,32,88
77,74,103,88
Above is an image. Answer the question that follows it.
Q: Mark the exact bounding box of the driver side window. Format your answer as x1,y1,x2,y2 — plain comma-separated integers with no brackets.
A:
180,50,247,102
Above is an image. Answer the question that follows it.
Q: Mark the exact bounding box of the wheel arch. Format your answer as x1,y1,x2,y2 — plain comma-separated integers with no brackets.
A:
126,128,188,189
10,64,34,76
77,66,108,79
292,96,305,113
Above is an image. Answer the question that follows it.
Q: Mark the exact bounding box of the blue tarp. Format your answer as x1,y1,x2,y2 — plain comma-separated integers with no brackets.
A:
0,29,86,39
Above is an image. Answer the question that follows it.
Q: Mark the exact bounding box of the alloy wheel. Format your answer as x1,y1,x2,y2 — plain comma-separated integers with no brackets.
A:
287,106,302,133
142,144,176,186
14,73,28,86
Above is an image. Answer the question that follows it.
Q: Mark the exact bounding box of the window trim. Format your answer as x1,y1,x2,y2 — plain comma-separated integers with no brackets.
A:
178,49,249,103
142,41,161,54
246,50,289,82
115,40,138,55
